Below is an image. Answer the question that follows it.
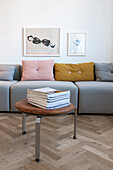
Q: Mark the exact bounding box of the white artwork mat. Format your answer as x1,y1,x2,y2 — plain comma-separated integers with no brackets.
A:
24,27,61,56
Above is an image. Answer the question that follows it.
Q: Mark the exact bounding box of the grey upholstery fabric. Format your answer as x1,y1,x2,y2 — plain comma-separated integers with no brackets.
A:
95,63,113,81
10,81,78,112
13,65,21,81
75,81,113,114
0,64,21,81
0,66,15,81
0,81,17,111
112,64,113,73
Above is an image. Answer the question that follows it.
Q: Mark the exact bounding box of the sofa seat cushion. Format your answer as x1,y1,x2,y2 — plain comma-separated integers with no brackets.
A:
0,81,17,111
75,81,113,114
10,81,78,111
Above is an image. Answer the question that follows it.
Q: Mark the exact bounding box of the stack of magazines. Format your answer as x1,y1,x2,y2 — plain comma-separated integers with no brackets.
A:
27,87,70,109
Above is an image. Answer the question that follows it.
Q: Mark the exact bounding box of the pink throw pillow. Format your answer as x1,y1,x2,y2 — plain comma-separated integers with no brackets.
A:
21,60,54,81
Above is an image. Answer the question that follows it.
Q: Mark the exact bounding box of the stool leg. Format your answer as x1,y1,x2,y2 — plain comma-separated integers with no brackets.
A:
35,117,41,162
22,113,26,134
73,108,77,139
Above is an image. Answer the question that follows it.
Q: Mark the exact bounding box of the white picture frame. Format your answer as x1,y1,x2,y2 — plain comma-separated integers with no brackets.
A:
24,27,61,56
67,33,86,56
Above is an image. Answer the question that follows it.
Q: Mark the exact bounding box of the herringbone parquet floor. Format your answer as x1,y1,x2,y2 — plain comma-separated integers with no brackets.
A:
0,113,113,170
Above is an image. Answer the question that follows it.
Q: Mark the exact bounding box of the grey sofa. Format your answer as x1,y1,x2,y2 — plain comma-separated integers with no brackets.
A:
0,64,113,114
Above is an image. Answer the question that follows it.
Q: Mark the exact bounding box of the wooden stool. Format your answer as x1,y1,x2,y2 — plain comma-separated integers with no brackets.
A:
15,99,77,162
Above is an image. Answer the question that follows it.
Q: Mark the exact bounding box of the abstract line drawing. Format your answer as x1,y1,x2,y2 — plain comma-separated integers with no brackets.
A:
27,35,55,48
24,28,60,56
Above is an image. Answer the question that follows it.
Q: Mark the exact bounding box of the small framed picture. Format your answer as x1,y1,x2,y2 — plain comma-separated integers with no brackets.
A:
67,33,86,56
24,27,61,56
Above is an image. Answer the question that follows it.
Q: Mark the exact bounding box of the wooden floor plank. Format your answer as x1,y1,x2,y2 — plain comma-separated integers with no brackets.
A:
0,113,113,169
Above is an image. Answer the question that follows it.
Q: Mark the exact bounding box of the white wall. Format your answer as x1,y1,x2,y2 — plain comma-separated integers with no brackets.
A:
0,0,113,64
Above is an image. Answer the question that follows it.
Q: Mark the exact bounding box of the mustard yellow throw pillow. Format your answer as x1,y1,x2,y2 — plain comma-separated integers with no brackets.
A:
54,62,94,81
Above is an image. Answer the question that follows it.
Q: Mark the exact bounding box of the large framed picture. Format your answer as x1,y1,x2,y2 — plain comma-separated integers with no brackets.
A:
24,27,61,56
67,33,86,56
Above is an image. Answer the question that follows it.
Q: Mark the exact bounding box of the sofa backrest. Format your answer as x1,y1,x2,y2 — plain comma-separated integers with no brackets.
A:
0,64,21,81
1,63,113,81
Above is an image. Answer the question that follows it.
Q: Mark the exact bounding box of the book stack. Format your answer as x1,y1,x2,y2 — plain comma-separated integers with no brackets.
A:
27,87,70,109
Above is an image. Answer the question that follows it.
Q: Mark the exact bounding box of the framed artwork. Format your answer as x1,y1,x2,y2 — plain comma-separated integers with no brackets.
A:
24,27,61,56
67,33,86,56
